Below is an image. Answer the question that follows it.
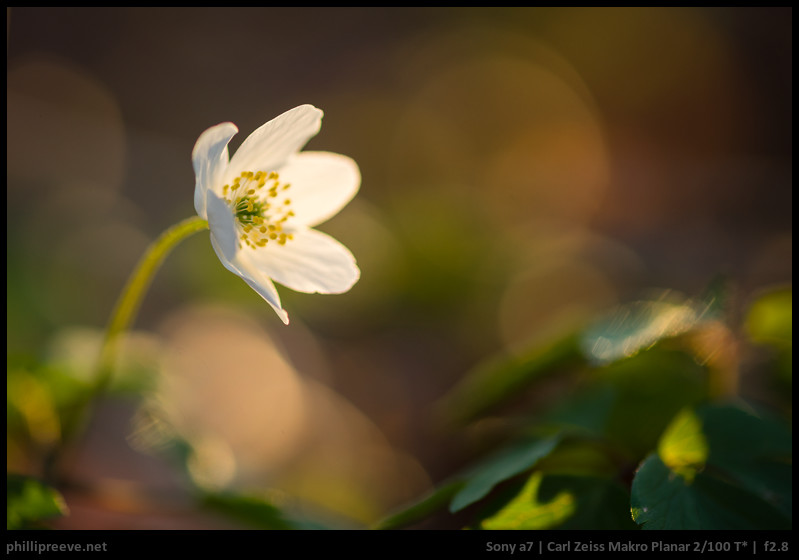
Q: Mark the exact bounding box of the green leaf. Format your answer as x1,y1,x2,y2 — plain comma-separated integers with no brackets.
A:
478,471,573,529
631,403,792,529
376,436,618,529
536,437,620,478
372,478,465,530
450,435,561,513
7,474,68,529
657,408,709,483
437,332,584,425
539,475,638,530
745,287,792,388
480,473,637,530
541,384,616,438
595,349,708,457
631,454,789,529
746,287,792,346
697,403,792,518
540,346,709,460
200,491,294,530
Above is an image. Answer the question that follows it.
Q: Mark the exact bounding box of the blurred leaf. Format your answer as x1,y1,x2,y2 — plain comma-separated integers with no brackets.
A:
746,287,792,345
698,403,791,518
478,471,573,529
595,348,708,458
538,475,638,530
372,479,465,530
7,369,65,447
480,473,637,530
580,292,716,366
7,474,68,529
7,356,89,411
201,491,294,530
7,356,96,450
745,287,792,389
44,327,163,396
631,403,792,529
541,346,708,459
375,435,614,529
631,454,789,529
536,436,619,478
439,292,716,427
541,384,616,438
450,435,561,513
657,408,708,483
438,332,584,425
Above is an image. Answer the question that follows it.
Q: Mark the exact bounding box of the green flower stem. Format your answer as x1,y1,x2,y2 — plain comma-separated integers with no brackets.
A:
94,215,209,393
46,215,209,481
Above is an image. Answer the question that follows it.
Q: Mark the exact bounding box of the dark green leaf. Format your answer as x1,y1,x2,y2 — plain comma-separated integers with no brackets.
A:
596,349,708,457
535,437,620,478
745,287,792,388
538,475,638,530
450,435,561,512
437,332,584,425
541,384,616,438
631,454,789,529
631,403,792,529
372,479,465,530
478,472,637,530
7,474,68,529
697,403,792,518
201,491,294,530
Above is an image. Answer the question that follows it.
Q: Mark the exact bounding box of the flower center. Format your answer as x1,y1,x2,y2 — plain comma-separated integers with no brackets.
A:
222,170,295,249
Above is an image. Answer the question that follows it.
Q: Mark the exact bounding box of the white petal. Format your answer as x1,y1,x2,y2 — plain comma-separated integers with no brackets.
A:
192,122,238,218
240,275,289,325
241,228,360,295
278,152,361,227
206,191,238,262
210,233,290,325
227,105,323,180
206,191,289,324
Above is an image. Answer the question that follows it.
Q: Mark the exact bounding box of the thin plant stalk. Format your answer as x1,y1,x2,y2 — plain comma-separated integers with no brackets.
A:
45,216,209,482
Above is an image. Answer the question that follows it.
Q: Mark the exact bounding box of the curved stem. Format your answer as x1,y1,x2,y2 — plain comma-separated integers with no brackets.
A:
46,216,209,481
94,215,209,393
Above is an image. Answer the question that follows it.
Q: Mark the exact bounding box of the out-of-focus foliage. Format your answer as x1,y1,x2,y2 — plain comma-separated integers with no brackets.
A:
745,287,792,392
376,287,792,530
479,473,637,530
632,403,791,529
450,435,562,513
7,474,68,529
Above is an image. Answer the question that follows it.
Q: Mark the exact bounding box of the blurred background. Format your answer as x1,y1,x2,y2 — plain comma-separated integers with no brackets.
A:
7,7,792,528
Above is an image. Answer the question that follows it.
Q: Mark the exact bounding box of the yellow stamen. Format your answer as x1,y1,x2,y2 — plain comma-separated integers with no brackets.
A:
228,170,295,250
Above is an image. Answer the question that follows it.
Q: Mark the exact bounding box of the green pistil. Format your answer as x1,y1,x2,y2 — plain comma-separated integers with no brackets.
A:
235,197,266,224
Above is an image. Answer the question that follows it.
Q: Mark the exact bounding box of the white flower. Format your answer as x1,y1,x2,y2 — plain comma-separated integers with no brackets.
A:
192,104,360,324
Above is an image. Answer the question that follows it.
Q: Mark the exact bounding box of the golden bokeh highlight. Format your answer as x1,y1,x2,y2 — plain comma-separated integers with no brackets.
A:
147,305,431,524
